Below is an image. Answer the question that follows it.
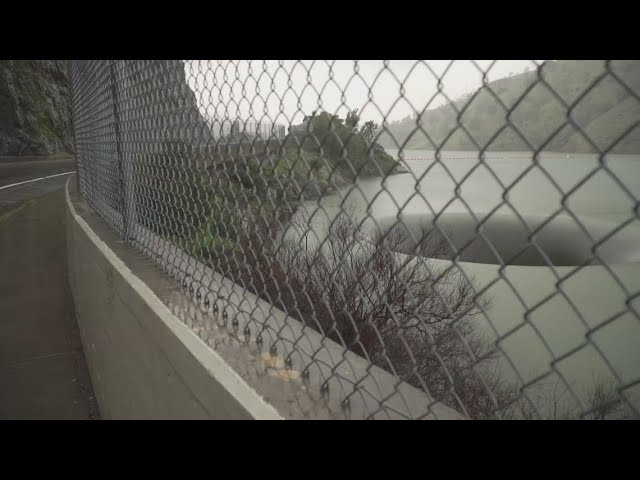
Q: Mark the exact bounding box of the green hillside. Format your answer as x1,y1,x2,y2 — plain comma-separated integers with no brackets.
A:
379,60,640,153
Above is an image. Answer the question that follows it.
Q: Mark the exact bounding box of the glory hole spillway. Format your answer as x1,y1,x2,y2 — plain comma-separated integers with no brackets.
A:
291,150,640,410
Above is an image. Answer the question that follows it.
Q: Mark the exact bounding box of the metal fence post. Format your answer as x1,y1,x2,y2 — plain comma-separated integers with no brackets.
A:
109,60,129,240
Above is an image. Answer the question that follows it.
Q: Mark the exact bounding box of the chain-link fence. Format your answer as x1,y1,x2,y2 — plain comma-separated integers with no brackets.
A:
70,60,640,419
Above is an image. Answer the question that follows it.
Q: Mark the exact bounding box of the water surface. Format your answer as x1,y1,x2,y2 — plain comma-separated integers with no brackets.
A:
295,150,640,412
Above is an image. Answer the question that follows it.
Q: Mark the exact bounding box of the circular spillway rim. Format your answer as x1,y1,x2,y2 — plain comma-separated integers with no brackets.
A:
369,213,640,267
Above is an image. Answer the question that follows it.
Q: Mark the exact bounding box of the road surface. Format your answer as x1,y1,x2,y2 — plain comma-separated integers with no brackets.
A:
0,157,99,419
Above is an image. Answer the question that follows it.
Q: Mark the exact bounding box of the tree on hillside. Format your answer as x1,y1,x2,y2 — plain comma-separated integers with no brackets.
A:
230,119,240,138
360,120,378,144
345,108,360,131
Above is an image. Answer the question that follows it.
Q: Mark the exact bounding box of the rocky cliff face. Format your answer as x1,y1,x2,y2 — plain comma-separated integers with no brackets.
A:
0,60,74,156
116,60,215,151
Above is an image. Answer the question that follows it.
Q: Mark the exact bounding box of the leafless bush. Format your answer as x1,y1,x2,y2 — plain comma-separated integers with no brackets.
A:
500,376,637,420
204,207,640,420
582,376,634,420
199,204,640,420
225,209,536,418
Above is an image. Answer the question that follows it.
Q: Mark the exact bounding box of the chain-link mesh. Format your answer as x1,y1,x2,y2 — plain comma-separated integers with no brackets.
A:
70,60,640,419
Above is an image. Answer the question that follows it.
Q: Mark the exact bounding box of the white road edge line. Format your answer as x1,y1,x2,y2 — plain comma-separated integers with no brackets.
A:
64,178,284,420
0,170,76,191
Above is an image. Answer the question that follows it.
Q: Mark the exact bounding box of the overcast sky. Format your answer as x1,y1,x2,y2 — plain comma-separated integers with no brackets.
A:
185,60,542,128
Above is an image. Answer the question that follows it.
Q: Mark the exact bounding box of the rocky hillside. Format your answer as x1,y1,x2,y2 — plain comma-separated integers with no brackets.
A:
379,60,640,153
118,60,215,150
0,60,73,156
0,60,216,158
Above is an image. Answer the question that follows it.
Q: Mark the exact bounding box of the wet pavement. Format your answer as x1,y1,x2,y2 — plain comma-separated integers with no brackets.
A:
0,158,99,419
0,156,75,188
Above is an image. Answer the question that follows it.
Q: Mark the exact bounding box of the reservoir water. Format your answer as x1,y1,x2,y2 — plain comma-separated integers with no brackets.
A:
296,150,640,413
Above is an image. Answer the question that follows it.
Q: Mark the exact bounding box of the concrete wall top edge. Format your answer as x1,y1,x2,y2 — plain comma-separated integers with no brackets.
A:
66,177,465,420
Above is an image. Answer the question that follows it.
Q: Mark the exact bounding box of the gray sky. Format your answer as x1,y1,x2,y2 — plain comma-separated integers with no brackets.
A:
185,60,541,128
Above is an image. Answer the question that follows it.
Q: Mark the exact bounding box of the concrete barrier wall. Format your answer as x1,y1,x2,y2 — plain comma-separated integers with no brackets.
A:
65,179,282,419
66,177,464,420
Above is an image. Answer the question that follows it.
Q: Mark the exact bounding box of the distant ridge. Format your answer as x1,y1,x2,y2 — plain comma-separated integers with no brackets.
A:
379,60,640,154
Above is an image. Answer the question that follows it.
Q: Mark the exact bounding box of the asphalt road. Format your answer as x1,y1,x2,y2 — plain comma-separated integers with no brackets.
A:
0,157,99,419
0,155,75,188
